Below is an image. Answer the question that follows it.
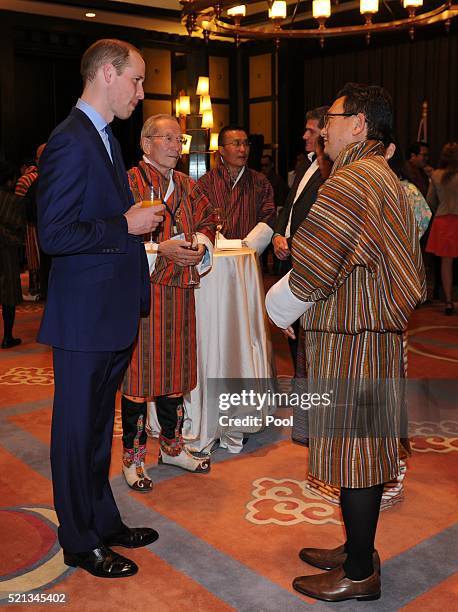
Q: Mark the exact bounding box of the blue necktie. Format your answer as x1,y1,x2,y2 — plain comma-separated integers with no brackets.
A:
104,124,119,167
104,124,128,196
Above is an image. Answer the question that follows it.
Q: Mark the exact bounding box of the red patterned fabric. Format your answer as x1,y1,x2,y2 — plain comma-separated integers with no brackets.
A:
197,164,275,239
121,162,215,398
15,167,40,272
14,166,37,197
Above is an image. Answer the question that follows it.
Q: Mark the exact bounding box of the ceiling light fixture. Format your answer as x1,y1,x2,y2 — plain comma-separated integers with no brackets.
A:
181,0,457,47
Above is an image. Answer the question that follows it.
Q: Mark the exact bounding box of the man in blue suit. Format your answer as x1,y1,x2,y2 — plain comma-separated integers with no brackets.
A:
37,39,164,578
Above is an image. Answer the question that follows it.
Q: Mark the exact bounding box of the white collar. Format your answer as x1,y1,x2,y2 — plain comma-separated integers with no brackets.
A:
221,160,245,190
142,156,175,201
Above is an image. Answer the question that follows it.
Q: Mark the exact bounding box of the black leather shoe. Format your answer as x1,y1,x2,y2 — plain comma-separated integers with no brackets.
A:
104,526,159,548
63,546,138,578
1,337,21,349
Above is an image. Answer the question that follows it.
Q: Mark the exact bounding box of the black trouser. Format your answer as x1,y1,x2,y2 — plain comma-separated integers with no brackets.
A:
51,346,131,552
341,484,384,580
2,304,15,340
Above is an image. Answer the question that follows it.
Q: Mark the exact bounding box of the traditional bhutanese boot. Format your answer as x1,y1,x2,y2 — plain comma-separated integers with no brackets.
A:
156,395,211,473
121,395,153,492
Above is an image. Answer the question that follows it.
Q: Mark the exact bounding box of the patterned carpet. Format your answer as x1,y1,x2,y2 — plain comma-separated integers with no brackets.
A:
0,293,457,611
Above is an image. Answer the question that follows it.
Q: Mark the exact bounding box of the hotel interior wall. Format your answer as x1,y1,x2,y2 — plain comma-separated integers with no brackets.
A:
0,9,456,172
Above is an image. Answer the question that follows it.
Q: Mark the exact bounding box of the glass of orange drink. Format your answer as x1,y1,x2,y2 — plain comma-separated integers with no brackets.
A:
141,183,162,243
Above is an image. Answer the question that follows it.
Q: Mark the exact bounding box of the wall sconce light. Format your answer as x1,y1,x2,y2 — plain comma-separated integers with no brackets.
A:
196,76,210,96
201,109,214,129
209,132,219,151
199,95,212,114
178,95,191,116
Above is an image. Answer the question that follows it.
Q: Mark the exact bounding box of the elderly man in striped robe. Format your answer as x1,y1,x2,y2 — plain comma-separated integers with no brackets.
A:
266,83,425,602
120,114,215,490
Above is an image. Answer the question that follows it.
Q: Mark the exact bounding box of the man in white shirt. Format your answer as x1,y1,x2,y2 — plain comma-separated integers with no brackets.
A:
272,106,329,364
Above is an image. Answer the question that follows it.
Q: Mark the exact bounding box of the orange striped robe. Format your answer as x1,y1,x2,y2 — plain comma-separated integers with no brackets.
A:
290,140,426,488
121,162,215,398
14,167,40,272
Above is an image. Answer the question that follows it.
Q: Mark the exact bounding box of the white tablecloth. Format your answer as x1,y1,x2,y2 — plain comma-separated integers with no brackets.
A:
182,247,275,452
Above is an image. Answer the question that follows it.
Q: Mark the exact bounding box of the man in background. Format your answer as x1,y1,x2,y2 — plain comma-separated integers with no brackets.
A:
272,105,329,364
197,126,275,255
15,144,46,299
403,141,432,197
260,154,288,272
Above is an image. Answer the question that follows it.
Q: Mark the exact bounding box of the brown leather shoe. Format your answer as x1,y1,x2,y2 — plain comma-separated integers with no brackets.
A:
293,566,381,602
299,544,381,574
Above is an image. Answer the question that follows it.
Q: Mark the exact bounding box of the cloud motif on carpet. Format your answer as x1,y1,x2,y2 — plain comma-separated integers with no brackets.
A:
245,477,342,526
410,420,458,453
0,367,54,385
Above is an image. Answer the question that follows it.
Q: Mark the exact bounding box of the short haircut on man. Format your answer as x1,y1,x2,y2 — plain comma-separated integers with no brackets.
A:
337,83,393,142
81,38,141,84
306,105,330,129
407,141,429,157
141,114,179,145
218,125,248,147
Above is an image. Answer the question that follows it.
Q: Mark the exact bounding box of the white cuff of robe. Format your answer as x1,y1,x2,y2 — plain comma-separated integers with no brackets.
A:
265,270,313,329
196,231,213,277
243,222,274,256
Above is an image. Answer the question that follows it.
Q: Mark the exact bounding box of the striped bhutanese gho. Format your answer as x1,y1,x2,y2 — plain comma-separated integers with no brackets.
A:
290,140,426,488
121,162,215,398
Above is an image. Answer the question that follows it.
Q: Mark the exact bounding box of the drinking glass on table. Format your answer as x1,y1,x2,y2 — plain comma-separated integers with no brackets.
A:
185,230,200,286
141,183,162,243
213,207,224,249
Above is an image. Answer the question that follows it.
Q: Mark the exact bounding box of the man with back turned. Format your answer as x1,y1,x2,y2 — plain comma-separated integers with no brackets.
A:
37,39,164,578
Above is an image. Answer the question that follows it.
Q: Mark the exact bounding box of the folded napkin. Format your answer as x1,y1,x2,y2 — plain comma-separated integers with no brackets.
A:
216,237,243,250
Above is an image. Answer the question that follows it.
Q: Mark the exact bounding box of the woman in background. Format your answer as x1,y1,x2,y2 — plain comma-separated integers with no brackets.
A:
426,142,458,315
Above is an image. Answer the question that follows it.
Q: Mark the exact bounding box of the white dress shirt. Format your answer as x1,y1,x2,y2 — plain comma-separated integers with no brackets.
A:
285,152,317,239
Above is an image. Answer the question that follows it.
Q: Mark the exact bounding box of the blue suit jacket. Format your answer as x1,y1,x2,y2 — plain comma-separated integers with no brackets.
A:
37,107,150,351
